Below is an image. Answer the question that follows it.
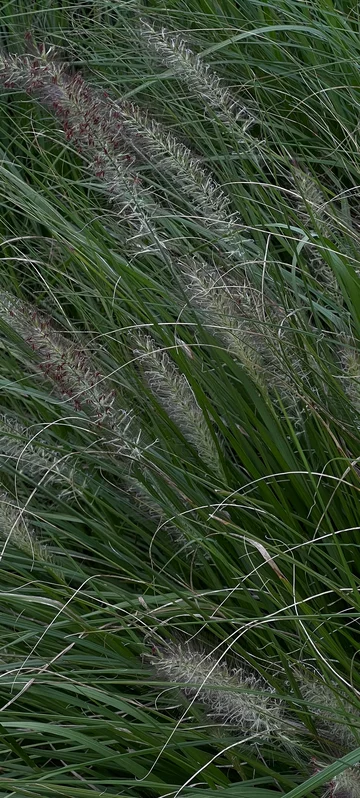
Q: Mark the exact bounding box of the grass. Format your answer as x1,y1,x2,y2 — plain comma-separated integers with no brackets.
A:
0,0,359,796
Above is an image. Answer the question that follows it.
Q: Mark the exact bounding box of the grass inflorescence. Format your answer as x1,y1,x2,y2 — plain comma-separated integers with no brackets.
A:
0,4,359,798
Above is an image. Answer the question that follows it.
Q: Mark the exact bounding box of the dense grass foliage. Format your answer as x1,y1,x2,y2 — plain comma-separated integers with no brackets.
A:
0,1,360,796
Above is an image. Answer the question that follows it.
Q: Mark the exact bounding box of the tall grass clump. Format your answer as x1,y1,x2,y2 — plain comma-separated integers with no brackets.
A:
0,3,359,798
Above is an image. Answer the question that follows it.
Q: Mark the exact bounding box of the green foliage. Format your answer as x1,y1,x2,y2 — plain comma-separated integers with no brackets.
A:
0,1,359,796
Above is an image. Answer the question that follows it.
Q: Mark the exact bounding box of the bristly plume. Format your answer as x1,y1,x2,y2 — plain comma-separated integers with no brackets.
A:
118,102,229,214
295,668,360,752
150,641,291,742
293,165,332,237
291,164,339,295
181,257,295,403
112,101,252,260
140,19,254,135
134,335,222,475
0,45,157,231
0,490,53,563
182,258,265,383
0,292,143,460
328,765,360,798
339,339,360,422
0,43,251,254
0,292,116,421
0,415,78,490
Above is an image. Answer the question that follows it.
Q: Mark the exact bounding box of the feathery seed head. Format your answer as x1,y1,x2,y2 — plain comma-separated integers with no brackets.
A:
291,165,339,294
330,765,360,798
293,166,331,235
296,669,360,751
182,258,297,407
0,46,64,93
134,334,221,473
151,642,289,742
339,341,360,421
0,47,155,224
0,292,116,423
0,491,52,562
0,415,75,488
140,20,253,130
182,259,267,383
116,100,251,256
118,101,230,217
0,293,142,459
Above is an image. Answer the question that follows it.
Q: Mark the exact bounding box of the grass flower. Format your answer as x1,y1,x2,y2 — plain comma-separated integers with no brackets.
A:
140,20,253,133
0,292,116,421
0,292,143,459
119,102,230,215
182,258,293,397
182,258,264,381
150,641,289,742
134,334,221,474
329,765,360,798
296,669,360,751
0,45,156,230
339,339,360,421
0,490,52,563
292,164,339,294
0,414,76,488
114,102,251,259
0,45,251,255
293,165,332,237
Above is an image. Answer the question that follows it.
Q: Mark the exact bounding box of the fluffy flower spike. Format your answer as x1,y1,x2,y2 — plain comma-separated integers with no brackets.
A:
0,45,156,229
329,765,360,798
134,334,221,474
140,19,254,132
0,293,142,460
0,415,76,489
151,641,290,742
0,491,52,563
296,669,360,751
292,164,339,295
